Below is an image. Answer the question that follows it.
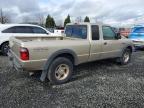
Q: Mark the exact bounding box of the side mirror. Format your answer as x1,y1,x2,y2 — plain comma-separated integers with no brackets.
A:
115,32,121,39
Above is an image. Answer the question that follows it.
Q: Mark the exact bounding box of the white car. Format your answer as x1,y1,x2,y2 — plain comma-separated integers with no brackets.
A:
0,24,55,55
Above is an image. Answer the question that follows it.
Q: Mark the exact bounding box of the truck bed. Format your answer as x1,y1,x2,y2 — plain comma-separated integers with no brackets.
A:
9,36,85,61
13,36,77,43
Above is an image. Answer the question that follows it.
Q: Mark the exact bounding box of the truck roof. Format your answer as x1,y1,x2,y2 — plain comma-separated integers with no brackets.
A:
67,22,107,26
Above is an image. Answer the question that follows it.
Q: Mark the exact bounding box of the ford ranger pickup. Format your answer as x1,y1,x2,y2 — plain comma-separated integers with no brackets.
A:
8,23,133,84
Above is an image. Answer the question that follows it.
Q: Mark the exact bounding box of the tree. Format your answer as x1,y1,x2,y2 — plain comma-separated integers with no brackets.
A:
0,9,10,24
51,17,56,28
45,15,56,28
84,16,90,22
64,15,71,27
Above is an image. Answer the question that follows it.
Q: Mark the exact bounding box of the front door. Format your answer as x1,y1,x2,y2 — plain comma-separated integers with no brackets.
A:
101,26,123,59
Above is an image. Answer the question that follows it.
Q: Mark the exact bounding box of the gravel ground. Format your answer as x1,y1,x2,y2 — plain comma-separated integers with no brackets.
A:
0,51,144,108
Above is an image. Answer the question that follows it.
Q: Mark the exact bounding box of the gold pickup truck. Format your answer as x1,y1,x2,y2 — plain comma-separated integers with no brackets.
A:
9,23,133,84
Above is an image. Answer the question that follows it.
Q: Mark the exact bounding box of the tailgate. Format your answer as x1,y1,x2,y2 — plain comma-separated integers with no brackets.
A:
9,37,22,58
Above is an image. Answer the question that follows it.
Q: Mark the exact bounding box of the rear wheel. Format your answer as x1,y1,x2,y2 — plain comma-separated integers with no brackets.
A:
1,42,9,56
48,57,73,85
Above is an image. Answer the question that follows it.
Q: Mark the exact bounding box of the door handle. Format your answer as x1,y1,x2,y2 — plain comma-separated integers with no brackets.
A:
122,43,126,44
104,42,107,45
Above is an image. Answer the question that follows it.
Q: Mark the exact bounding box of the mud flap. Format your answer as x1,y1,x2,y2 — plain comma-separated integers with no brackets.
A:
40,58,51,82
40,69,47,82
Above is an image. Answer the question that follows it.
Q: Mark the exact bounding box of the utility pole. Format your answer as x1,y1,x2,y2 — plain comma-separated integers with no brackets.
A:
0,8,4,24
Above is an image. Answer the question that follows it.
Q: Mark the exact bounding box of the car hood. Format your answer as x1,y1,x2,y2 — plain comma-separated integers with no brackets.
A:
129,33,144,41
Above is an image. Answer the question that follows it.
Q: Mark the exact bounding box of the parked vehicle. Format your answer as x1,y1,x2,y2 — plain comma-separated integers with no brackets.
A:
54,27,64,36
0,24,55,55
9,23,133,85
129,25,144,49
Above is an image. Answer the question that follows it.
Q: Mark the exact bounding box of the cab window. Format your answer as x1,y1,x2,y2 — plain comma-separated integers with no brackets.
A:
91,25,99,40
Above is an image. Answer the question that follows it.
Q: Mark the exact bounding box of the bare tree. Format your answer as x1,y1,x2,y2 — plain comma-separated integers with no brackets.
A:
75,16,82,23
22,16,31,24
36,14,45,26
0,9,10,24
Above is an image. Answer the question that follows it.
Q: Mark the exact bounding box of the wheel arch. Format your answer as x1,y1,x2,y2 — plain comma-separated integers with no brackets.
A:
40,49,79,82
0,41,9,50
121,45,133,57
126,46,133,53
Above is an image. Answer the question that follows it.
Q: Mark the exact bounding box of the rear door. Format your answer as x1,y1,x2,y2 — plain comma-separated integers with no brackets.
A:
89,25,102,61
101,26,123,59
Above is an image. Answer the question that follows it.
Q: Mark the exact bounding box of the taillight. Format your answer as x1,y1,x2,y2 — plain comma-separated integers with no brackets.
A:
20,47,29,61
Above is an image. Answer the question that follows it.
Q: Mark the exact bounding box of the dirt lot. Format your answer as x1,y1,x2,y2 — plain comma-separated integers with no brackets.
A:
0,51,144,108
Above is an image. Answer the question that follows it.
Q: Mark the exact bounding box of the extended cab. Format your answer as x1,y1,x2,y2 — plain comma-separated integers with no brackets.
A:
9,23,133,84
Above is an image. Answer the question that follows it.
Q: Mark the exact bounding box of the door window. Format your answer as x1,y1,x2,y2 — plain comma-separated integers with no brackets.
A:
2,27,15,33
102,26,116,40
14,26,33,33
2,26,33,33
31,27,47,34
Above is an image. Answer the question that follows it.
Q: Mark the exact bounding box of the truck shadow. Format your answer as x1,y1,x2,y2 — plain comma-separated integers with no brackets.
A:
71,59,118,82
70,51,144,83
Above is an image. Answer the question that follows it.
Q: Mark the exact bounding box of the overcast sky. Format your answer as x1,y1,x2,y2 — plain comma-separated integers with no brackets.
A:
0,0,144,26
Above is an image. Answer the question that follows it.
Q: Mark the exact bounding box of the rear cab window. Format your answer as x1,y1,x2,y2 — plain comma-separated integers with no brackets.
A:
91,25,99,40
65,25,87,39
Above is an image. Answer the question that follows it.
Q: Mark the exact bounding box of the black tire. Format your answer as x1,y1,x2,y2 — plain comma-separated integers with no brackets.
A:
48,57,73,85
1,42,9,56
118,48,132,65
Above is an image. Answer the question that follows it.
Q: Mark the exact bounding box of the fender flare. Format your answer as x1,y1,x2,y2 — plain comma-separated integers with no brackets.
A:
121,45,133,56
40,49,78,82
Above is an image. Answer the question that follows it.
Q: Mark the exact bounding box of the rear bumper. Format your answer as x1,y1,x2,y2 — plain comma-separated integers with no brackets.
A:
8,50,46,71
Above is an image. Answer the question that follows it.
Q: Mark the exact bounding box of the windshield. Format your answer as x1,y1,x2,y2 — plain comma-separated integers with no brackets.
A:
65,25,87,39
133,27,144,33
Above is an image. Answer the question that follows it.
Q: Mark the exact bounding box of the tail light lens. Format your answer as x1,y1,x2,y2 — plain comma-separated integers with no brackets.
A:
20,47,29,61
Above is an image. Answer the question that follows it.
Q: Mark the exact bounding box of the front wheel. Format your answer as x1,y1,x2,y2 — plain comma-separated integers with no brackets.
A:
117,48,132,65
1,42,9,56
48,57,73,85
